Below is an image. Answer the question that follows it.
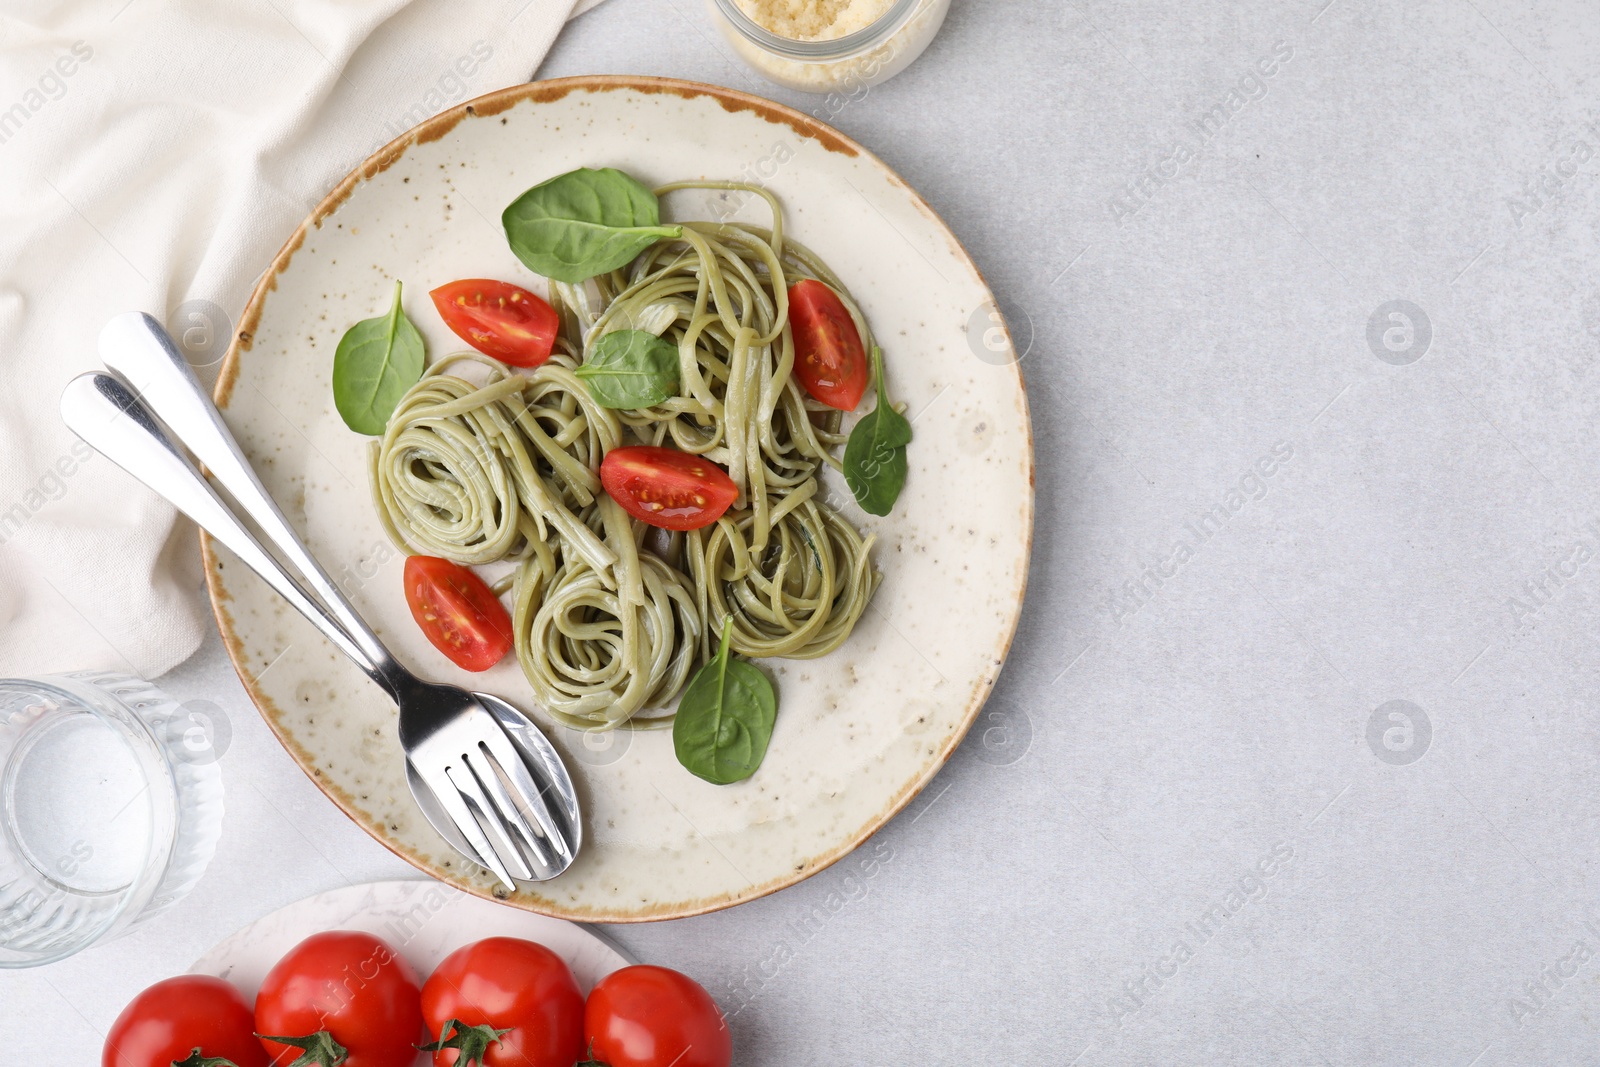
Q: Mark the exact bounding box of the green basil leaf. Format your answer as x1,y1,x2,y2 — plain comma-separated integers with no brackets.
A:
674,617,777,785
843,346,911,516
502,168,682,283
331,279,424,436
574,329,679,409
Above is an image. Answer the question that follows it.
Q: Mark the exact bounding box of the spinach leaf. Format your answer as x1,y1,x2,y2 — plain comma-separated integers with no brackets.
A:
502,168,682,283
843,346,912,516
332,279,424,436
674,616,777,785
575,329,679,409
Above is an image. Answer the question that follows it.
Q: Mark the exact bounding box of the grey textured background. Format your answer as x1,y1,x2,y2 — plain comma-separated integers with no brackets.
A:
10,0,1600,1062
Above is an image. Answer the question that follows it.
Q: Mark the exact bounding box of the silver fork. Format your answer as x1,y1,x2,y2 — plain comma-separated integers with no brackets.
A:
59,317,581,888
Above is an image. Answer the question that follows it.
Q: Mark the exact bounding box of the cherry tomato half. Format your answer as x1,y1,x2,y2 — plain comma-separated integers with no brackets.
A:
104,975,268,1067
255,930,424,1067
430,279,560,368
599,447,737,532
420,937,585,1067
787,278,868,411
403,555,514,672
583,965,731,1067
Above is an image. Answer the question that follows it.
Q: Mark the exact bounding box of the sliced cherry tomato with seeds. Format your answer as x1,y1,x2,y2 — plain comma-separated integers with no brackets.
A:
404,555,514,672
787,278,869,411
600,447,738,531
430,279,560,368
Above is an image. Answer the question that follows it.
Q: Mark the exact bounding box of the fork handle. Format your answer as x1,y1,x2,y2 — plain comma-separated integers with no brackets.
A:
59,371,407,697
96,312,408,691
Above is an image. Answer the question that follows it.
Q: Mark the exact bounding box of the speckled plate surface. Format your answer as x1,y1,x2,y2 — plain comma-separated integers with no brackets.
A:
203,76,1032,921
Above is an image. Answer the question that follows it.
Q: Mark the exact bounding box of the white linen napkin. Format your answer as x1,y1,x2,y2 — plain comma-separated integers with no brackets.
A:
0,0,604,679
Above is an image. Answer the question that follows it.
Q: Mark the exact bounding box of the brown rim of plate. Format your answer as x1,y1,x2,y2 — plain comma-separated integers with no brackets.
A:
202,74,1035,922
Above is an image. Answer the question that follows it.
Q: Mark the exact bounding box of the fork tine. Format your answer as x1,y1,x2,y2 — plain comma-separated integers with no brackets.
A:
413,758,518,890
464,744,557,875
446,761,535,882
475,726,574,865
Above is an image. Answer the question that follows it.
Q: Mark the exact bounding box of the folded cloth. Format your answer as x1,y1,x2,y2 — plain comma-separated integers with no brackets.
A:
0,0,601,679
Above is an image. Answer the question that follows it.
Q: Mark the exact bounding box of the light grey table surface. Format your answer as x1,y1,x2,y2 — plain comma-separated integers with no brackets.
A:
11,0,1600,1063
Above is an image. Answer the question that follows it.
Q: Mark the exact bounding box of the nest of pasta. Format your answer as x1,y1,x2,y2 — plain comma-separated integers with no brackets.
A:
370,185,882,732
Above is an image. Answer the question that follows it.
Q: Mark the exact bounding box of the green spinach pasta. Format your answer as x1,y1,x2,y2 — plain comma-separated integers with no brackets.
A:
366,175,900,748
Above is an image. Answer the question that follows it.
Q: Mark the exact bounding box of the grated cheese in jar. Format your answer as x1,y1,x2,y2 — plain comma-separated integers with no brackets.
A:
707,0,950,94
731,0,896,41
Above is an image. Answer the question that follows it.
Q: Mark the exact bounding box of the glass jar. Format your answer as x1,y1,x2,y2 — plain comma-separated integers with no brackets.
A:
0,671,224,967
707,0,951,95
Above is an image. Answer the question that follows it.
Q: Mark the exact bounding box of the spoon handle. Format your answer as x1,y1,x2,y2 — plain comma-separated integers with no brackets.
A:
95,313,408,689
59,371,395,694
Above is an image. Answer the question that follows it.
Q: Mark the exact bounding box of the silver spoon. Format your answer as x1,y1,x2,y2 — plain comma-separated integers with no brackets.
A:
61,316,581,887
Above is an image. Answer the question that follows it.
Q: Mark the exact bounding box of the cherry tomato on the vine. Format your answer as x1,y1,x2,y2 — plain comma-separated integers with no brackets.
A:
254,930,424,1067
103,975,268,1067
582,965,731,1067
420,937,585,1067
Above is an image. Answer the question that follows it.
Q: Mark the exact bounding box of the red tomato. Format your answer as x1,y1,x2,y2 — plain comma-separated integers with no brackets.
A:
582,966,731,1067
104,975,267,1067
430,279,560,367
255,931,424,1067
599,447,737,531
404,555,514,672
787,278,868,411
420,937,585,1067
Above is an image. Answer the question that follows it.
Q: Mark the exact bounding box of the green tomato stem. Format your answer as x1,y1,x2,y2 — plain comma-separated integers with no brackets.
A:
255,1031,348,1067
417,1018,512,1067
170,1050,239,1067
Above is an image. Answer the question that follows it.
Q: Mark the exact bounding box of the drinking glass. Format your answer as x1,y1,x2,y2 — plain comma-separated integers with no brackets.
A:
0,670,223,967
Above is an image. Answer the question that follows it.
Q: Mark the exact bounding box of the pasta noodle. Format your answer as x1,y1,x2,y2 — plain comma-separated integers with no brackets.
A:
372,181,882,730
372,351,620,571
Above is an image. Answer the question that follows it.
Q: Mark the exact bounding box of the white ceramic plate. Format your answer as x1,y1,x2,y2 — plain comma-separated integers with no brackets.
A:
205,76,1033,921
189,880,631,1067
